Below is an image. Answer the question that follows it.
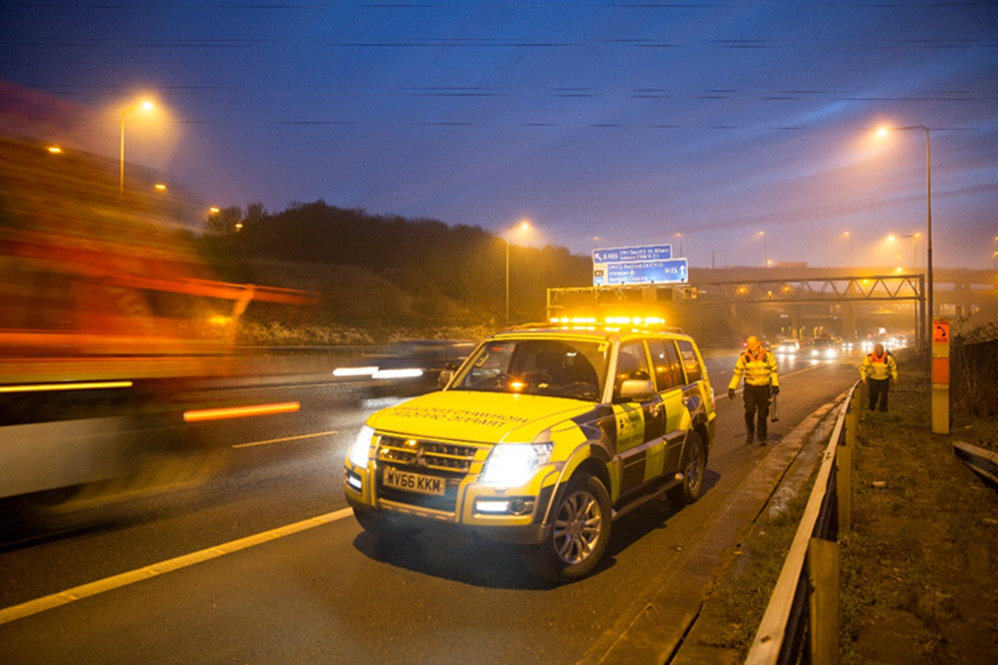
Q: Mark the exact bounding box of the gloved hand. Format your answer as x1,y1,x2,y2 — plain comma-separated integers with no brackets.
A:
771,386,780,396
728,388,736,401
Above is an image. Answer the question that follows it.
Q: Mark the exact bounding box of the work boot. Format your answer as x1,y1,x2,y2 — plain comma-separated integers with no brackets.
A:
759,438,767,446
745,433,754,445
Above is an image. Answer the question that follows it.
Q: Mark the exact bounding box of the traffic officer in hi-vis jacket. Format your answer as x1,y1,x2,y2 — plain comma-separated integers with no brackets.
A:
728,335,779,445
860,342,898,412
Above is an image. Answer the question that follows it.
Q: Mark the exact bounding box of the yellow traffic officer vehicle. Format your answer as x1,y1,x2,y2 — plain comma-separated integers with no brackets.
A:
344,321,716,581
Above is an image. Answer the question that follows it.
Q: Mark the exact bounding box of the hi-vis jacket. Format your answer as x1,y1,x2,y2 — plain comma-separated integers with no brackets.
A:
729,347,779,390
860,351,898,382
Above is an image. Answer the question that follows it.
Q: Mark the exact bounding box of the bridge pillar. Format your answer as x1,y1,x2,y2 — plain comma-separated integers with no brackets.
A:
843,304,857,342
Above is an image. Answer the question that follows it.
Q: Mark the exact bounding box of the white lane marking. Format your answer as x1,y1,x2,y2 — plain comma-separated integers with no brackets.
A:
726,363,828,396
0,508,354,627
232,430,337,449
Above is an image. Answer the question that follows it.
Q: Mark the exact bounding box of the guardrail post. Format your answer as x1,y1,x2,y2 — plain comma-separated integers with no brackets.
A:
808,538,839,665
846,388,861,448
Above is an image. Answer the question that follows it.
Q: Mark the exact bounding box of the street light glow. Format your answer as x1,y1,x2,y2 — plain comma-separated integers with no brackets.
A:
120,100,155,197
505,220,532,324
843,231,854,267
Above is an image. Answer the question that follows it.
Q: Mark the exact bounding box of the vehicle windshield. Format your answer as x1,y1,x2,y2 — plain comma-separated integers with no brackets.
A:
451,338,607,401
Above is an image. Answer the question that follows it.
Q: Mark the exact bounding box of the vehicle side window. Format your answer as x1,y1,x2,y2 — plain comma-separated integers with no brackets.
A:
614,341,651,399
676,340,703,384
648,339,684,391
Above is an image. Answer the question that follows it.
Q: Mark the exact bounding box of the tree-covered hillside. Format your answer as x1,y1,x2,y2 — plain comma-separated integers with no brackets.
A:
196,200,591,340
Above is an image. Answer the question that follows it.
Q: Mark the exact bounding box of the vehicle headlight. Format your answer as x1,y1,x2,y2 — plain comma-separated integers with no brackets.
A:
481,443,553,486
348,425,375,468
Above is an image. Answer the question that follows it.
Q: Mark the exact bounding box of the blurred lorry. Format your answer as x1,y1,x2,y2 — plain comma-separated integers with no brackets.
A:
0,133,313,511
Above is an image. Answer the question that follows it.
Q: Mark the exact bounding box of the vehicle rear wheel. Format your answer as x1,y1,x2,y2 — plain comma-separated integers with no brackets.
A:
668,430,706,505
526,473,611,582
352,508,421,541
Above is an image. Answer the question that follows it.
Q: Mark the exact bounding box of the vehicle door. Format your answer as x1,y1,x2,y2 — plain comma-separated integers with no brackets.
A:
612,340,666,496
648,338,688,473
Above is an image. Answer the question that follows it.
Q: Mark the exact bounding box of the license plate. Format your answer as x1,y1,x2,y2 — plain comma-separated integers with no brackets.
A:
382,467,446,496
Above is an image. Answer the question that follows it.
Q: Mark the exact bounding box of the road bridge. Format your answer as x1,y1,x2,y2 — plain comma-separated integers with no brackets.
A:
548,266,998,348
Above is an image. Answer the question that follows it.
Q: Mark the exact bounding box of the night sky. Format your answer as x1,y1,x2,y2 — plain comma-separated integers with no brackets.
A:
2,1,996,269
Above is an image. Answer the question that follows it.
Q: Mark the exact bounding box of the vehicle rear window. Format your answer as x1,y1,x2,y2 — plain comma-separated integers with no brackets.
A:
676,340,703,384
648,339,684,391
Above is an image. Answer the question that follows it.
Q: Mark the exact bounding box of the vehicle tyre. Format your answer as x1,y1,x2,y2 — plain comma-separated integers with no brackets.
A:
352,508,421,541
668,430,706,505
526,473,611,582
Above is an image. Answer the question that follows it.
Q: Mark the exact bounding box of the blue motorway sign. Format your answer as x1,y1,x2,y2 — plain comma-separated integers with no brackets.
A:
592,244,672,264
593,258,689,286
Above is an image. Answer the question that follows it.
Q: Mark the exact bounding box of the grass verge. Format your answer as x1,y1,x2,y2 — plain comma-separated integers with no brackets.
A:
840,355,998,663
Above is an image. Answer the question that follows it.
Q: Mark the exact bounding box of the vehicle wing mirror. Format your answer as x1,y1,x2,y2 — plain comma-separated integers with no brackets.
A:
618,379,655,401
438,363,457,389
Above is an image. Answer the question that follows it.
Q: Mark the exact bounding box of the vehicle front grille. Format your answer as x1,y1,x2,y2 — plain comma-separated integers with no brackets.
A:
375,436,485,513
377,436,479,473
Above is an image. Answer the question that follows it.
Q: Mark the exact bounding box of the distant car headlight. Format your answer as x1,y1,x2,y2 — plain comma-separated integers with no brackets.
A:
481,443,553,486
348,425,375,468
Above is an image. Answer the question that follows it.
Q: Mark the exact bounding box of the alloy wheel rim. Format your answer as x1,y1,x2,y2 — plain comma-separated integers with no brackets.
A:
552,490,603,564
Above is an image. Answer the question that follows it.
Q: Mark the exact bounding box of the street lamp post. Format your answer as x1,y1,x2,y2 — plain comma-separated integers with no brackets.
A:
675,232,683,256
155,183,183,227
899,233,919,269
879,125,932,352
758,231,767,267
843,231,854,268
505,221,529,324
120,101,153,198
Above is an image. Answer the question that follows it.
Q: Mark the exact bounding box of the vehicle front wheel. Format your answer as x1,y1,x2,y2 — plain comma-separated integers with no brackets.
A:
526,474,611,582
668,430,706,505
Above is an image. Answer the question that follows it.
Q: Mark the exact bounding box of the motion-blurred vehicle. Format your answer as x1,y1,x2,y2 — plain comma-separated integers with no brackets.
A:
810,337,840,360
0,133,313,512
333,339,475,397
775,339,800,355
344,322,716,581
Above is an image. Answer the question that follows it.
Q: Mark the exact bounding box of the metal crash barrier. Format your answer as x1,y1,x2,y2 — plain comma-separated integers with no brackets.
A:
745,382,862,665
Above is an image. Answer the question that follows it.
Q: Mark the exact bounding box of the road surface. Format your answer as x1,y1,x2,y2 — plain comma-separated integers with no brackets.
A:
0,350,861,664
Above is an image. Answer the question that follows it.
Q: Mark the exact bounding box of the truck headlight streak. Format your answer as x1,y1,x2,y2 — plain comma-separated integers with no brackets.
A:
333,366,379,377
348,425,375,468
373,368,423,380
183,402,299,423
480,443,553,486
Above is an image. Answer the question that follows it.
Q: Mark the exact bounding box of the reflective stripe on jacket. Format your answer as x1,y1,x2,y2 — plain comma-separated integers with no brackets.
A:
860,352,897,382
729,348,778,390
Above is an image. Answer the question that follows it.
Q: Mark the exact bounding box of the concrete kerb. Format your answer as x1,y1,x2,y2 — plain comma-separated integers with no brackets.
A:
590,393,849,665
